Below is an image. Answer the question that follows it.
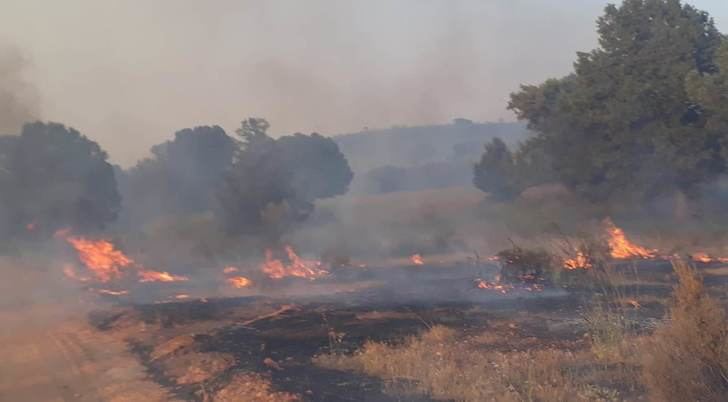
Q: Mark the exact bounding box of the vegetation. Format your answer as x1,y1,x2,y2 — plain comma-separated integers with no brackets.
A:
642,260,728,401
119,125,236,225
217,118,353,236
497,245,553,283
476,0,728,205
0,122,120,238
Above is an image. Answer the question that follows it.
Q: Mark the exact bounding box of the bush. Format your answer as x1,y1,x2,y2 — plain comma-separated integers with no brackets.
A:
497,245,553,283
642,260,728,402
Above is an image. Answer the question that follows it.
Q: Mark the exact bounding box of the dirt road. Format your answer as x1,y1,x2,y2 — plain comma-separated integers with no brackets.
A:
0,303,176,402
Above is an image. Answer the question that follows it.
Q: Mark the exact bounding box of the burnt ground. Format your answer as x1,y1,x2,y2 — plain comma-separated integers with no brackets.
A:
86,260,728,401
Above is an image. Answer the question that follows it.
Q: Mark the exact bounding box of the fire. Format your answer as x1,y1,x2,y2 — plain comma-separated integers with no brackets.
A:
95,289,129,296
563,251,592,270
62,265,90,282
137,270,189,283
604,218,656,260
262,245,328,280
410,254,425,265
474,278,510,294
174,294,190,300
227,276,252,288
57,231,133,282
223,266,239,274
691,252,728,264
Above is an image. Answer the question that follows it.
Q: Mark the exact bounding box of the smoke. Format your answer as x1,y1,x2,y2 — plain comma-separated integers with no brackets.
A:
0,44,39,134
0,0,607,166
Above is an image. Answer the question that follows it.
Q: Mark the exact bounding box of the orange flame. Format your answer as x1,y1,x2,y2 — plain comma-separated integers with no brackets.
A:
57,231,133,282
137,270,189,283
604,218,656,260
95,289,129,296
410,254,424,265
227,276,252,288
474,278,510,294
563,251,592,270
262,246,328,280
691,252,728,264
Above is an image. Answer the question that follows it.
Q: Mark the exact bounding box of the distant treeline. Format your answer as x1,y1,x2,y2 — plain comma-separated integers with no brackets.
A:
0,118,352,244
336,119,529,194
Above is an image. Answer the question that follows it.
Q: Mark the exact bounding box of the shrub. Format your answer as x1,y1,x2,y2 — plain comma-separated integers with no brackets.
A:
642,260,728,402
497,245,553,283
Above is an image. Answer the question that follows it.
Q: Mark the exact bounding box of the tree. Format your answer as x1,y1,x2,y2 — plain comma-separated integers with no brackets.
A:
217,118,353,235
0,122,120,238
473,137,519,200
508,0,725,202
121,125,235,224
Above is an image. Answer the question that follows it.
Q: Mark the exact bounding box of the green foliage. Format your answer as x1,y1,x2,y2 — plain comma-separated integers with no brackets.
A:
0,122,120,238
507,0,726,202
218,118,353,236
473,138,519,200
120,125,236,225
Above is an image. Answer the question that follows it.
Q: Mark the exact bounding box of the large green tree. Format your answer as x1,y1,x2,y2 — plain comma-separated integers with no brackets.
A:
120,125,236,225
507,0,725,202
217,118,353,235
0,122,120,238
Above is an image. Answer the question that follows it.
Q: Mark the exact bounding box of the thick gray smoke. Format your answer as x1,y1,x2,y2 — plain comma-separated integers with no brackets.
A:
0,44,38,134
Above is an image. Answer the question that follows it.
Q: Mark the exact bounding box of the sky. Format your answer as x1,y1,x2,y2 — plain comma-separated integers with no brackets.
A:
1,0,728,166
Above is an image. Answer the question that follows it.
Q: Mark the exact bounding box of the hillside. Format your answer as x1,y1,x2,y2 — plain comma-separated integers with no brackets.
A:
333,119,530,194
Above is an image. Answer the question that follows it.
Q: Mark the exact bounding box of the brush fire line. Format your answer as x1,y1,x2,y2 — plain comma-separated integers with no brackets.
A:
56,230,188,288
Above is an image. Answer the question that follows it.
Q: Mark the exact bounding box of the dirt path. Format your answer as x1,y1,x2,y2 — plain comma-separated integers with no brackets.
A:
0,304,177,402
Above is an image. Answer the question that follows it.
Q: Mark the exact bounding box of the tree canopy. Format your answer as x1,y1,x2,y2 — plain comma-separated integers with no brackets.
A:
0,122,120,238
120,125,236,224
505,0,727,202
217,118,353,235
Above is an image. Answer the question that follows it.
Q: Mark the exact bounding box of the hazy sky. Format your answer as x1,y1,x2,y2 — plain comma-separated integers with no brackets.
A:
2,0,728,166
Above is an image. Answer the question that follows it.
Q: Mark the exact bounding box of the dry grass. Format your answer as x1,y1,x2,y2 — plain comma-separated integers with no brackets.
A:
315,326,619,402
641,260,728,402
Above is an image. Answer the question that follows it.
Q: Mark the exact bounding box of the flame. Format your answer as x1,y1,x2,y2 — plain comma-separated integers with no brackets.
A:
410,254,424,265
227,276,252,288
137,270,189,283
691,252,728,264
223,266,239,274
262,245,328,280
62,264,90,282
563,251,592,270
474,278,510,294
95,289,129,296
174,294,190,299
604,218,656,260
57,231,133,282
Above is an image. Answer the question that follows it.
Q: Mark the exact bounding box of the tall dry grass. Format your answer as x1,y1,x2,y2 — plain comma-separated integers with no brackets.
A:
315,326,618,402
642,260,728,402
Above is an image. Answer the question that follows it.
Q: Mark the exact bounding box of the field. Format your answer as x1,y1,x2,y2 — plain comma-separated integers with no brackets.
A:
3,188,728,401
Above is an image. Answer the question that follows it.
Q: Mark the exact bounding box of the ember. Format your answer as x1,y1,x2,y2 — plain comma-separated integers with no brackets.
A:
604,218,656,260
227,276,252,288
262,245,328,280
137,270,189,283
410,254,424,265
95,289,129,296
474,278,509,294
563,251,592,270
691,252,728,264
